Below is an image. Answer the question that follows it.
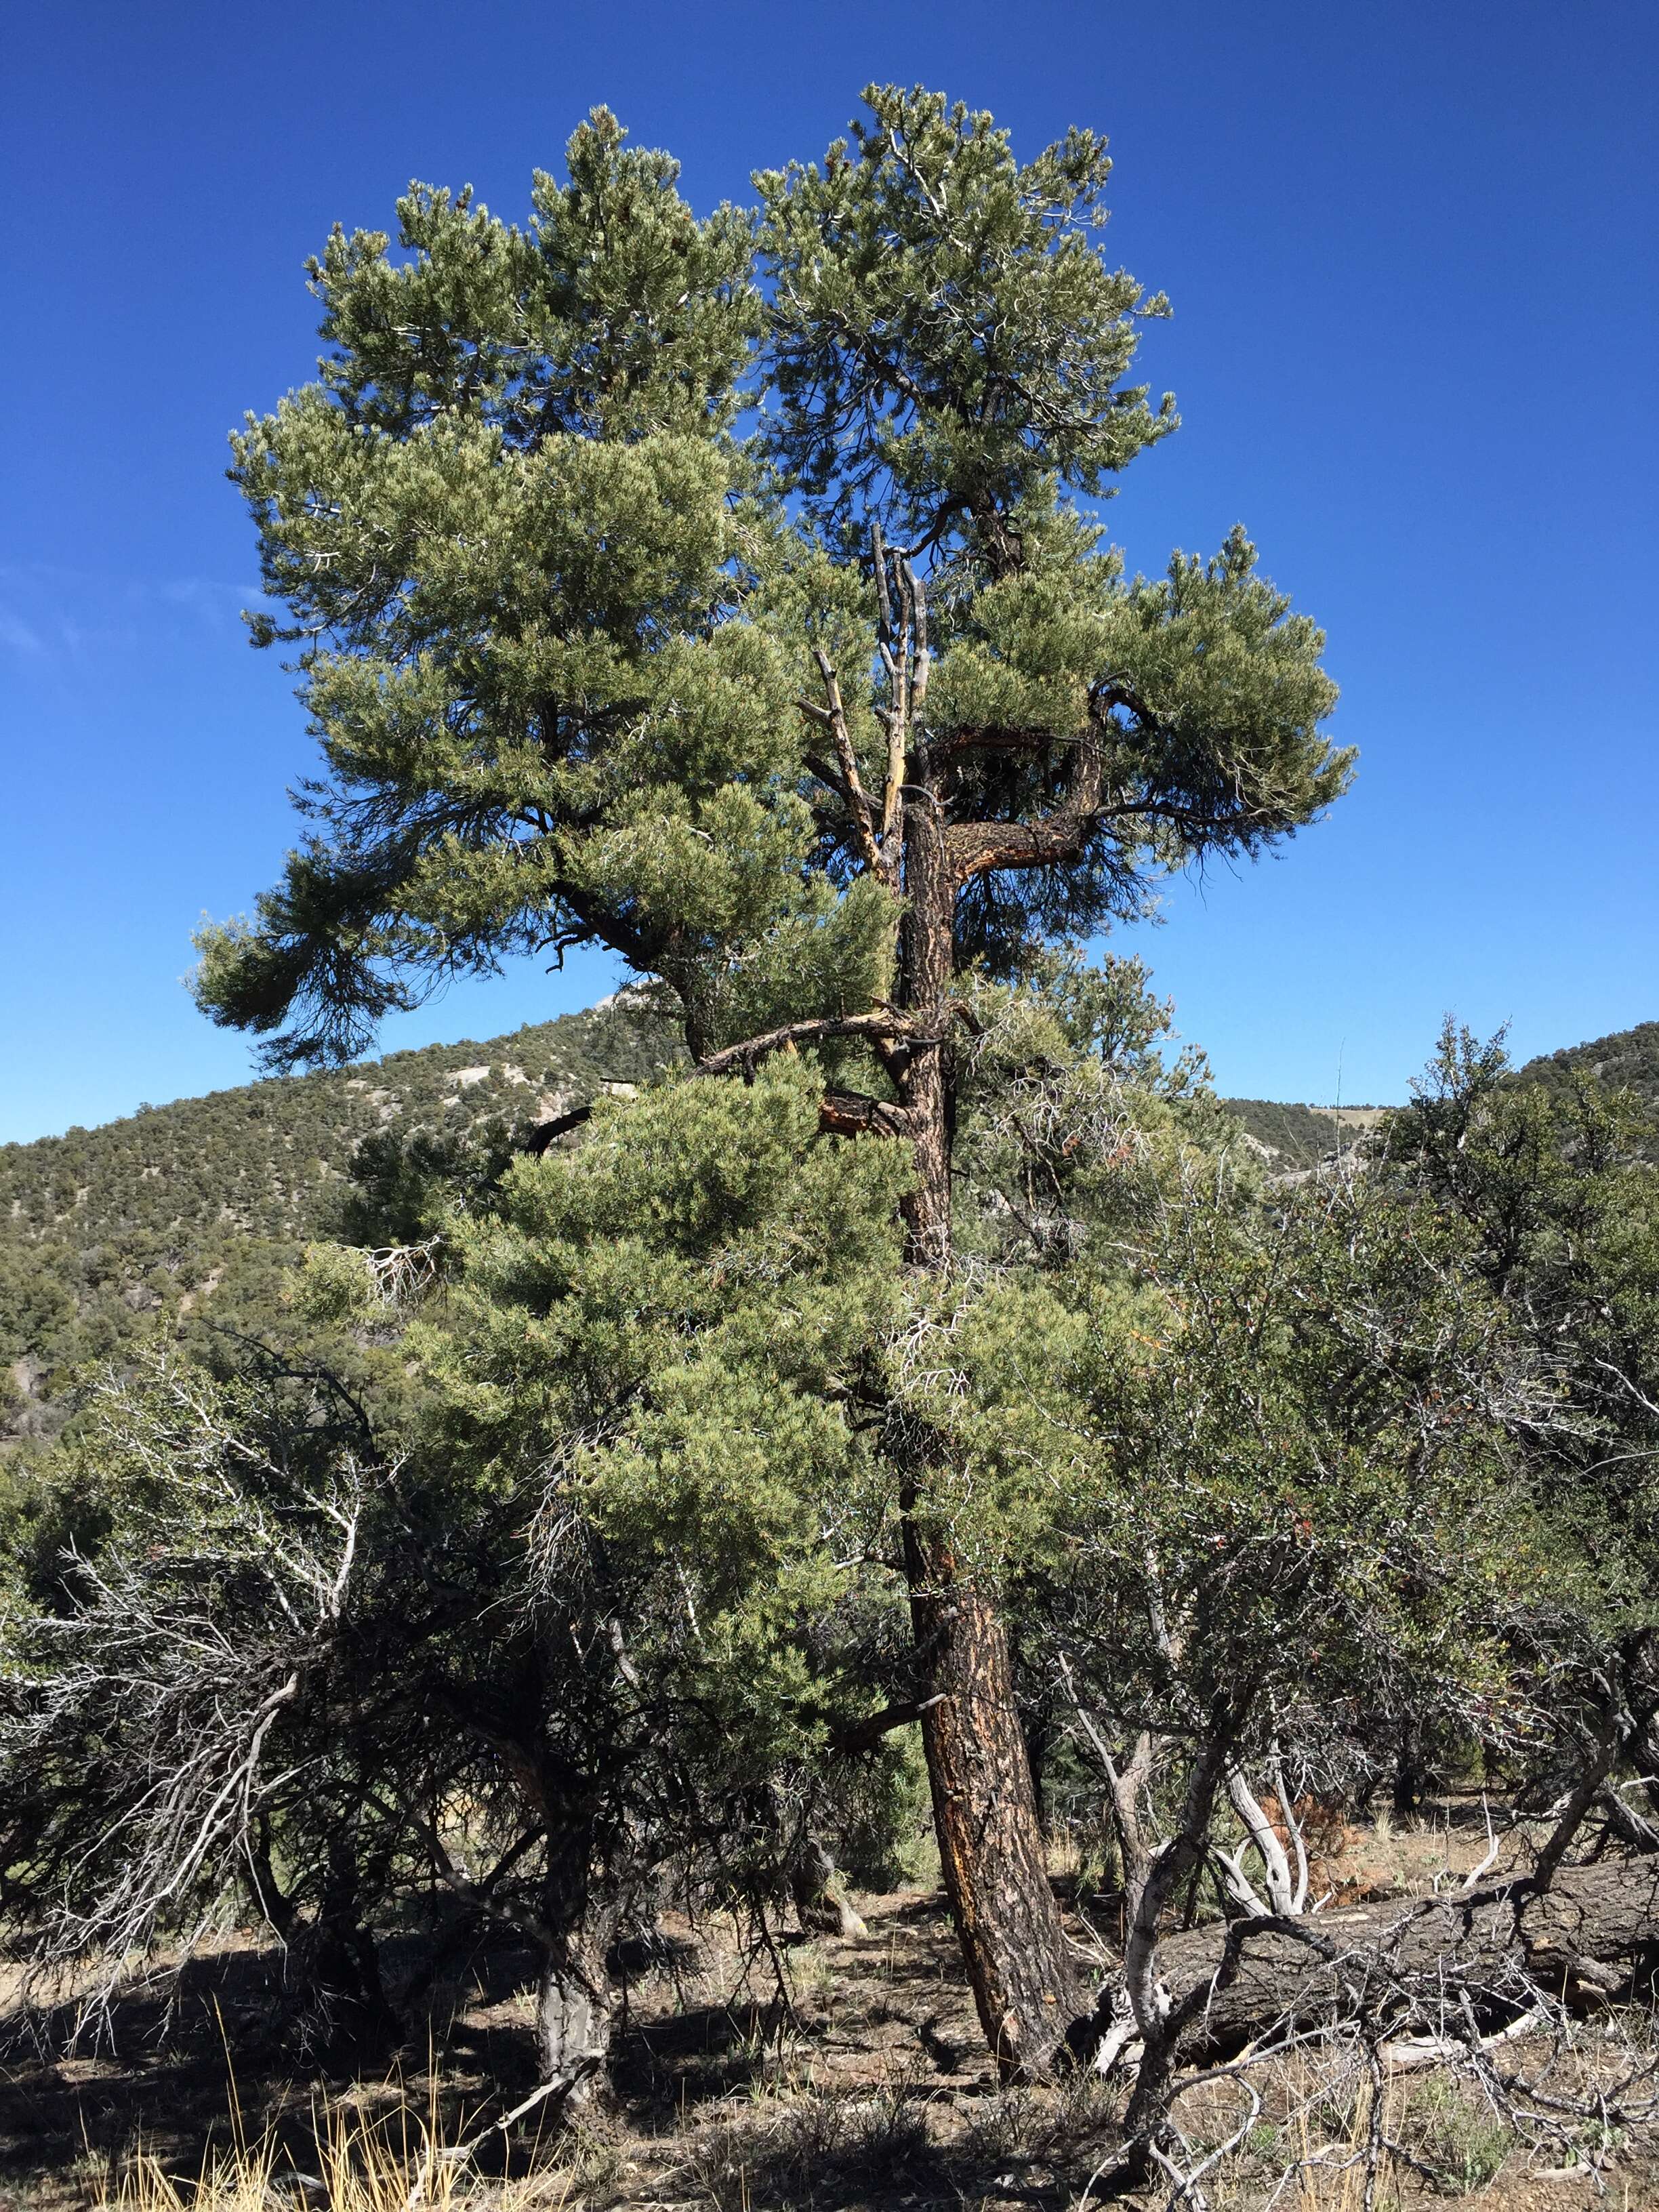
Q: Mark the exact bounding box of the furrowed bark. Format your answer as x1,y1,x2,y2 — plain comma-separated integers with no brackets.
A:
890,688,1082,2081
532,1841,617,2104
905,1517,1078,2073
1146,1860,1659,2062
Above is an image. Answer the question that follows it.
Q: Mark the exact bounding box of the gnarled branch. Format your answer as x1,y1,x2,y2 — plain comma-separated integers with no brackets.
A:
691,1010,914,1082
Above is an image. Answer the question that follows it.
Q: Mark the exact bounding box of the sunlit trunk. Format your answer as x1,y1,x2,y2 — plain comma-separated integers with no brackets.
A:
893,798,1081,2079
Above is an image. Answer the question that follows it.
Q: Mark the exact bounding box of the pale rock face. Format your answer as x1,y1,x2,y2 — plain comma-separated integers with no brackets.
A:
449,1066,492,1090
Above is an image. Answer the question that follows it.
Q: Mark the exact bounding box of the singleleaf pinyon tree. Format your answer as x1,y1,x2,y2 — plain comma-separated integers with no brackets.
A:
197,86,1349,2076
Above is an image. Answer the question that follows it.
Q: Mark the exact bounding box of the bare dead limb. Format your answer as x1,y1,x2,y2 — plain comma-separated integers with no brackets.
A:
691,1010,914,1083
1149,1859,1659,2064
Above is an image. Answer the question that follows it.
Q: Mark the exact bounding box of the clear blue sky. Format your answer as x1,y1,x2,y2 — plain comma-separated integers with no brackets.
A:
3,0,1654,1143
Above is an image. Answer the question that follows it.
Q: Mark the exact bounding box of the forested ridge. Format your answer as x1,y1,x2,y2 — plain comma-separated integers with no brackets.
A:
0,994,676,1450
1515,1019,1659,1134
5,1008,1645,1435
1216,1096,1379,1168
1226,1021,1659,1170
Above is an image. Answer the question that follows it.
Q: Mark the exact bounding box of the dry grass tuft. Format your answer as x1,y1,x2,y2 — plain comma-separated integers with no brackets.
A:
94,2102,574,2212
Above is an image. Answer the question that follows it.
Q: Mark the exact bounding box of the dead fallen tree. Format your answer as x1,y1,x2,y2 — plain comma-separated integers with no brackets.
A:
1144,1858,1659,2063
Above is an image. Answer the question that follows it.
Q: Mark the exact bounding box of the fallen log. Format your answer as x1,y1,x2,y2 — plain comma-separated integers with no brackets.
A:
1146,1860,1659,2062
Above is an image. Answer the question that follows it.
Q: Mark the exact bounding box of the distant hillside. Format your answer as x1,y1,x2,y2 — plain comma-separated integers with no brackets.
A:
1513,1021,1659,1126
1218,1099,1391,1171
6,1000,1652,1452
0,996,677,1450
1220,1020,1659,1172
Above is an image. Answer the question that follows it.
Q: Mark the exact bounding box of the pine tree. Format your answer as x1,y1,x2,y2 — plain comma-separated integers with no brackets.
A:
197,86,1348,2075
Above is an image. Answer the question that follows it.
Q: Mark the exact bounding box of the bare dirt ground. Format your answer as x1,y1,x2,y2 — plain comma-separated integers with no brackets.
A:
3,1809,1655,2209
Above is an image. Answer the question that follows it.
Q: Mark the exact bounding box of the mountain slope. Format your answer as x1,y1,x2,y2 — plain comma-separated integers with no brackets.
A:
1513,1021,1659,1126
6,1002,1652,1448
0,996,676,1448
1221,1022,1658,1172
1217,1099,1389,1170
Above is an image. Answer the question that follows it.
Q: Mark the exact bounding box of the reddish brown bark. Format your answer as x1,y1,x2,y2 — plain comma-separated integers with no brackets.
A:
723,561,1125,2081
890,725,1083,2081
905,1524,1081,2074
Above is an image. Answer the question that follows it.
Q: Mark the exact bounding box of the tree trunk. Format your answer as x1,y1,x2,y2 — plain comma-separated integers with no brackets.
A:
894,799,957,1271
1641,1726,1659,1827
906,1523,1080,2074
1146,1860,1659,2064
533,1835,617,2102
790,1836,869,1940
535,1942,613,2101
891,799,1082,2079
1116,1726,1237,2156
295,1832,401,2071
308,1912,401,2070
1392,1719,1424,1822
1022,1698,1054,1838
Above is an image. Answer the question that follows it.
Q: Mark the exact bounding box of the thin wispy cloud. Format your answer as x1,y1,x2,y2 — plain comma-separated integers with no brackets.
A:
0,609,46,657
0,562,272,668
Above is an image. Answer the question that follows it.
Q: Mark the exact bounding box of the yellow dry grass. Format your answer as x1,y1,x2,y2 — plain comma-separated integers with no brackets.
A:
94,2100,573,2212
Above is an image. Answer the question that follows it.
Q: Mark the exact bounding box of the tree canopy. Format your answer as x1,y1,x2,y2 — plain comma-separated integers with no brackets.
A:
180,76,1363,2094
194,85,1347,1075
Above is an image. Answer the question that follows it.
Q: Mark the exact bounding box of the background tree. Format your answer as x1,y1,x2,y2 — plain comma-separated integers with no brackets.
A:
194,85,1348,2076
1380,1026,1659,1848
0,1353,404,2068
